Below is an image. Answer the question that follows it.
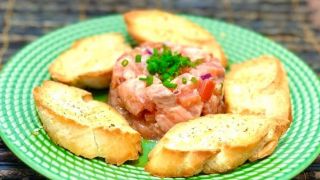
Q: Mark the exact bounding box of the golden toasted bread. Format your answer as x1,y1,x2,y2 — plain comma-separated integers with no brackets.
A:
124,9,227,67
145,114,289,177
33,81,141,165
224,55,292,122
49,32,131,89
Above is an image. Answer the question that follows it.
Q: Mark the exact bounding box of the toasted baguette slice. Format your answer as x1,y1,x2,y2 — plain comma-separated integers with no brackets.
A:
49,32,132,89
124,9,227,67
145,114,289,177
33,81,141,165
224,55,292,122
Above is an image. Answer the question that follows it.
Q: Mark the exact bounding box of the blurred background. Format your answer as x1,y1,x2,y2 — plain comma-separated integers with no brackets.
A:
0,0,319,76
0,0,319,179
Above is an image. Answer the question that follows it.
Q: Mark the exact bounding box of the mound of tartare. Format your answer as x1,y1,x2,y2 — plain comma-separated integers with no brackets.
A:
109,42,225,139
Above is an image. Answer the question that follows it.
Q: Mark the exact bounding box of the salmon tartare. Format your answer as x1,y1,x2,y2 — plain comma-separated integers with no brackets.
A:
109,42,225,139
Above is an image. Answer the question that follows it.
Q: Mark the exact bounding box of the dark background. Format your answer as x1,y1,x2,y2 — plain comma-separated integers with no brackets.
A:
0,0,319,179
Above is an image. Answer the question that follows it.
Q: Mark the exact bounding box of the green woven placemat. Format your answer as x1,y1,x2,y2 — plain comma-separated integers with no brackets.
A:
0,15,319,180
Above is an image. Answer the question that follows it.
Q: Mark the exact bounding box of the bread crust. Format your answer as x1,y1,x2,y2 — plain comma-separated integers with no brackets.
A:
145,55,292,177
145,137,219,177
224,55,292,123
33,81,141,165
145,114,289,177
124,9,227,67
49,32,131,89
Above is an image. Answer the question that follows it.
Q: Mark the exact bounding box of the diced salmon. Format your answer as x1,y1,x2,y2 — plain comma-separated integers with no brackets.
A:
129,115,165,139
117,79,148,116
180,46,213,61
202,95,225,115
155,113,176,132
177,89,201,108
155,103,203,132
111,53,146,88
109,42,225,139
163,106,194,123
191,61,225,78
177,92,201,107
146,84,176,109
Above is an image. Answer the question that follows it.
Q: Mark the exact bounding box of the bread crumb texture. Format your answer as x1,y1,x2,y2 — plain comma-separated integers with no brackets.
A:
33,81,141,165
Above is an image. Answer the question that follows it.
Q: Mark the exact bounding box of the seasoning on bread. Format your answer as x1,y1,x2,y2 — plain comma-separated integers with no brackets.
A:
145,114,289,177
124,9,227,67
33,81,141,165
224,55,292,122
49,32,132,89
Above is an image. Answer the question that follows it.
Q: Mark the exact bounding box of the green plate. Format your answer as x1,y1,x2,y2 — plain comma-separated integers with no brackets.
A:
0,14,319,180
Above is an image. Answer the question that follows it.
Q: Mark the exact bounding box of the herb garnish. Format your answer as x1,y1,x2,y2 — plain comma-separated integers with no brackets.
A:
121,59,129,67
135,54,142,63
139,75,154,86
144,45,197,88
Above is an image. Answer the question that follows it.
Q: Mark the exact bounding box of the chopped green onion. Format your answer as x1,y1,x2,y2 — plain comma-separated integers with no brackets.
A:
145,45,201,89
135,54,142,63
182,77,187,84
163,80,177,88
191,77,197,83
153,48,158,56
161,73,171,81
139,75,153,86
146,76,153,86
121,59,129,67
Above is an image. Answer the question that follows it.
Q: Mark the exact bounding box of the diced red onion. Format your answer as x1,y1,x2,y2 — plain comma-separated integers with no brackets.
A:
146,48,153,55
200,73,212,80
173,89,181,95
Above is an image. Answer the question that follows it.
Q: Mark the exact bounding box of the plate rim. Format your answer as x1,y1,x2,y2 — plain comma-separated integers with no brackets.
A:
0,14,319,180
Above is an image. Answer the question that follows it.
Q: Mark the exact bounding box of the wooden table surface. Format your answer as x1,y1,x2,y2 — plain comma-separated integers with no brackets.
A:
0,0,319,179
